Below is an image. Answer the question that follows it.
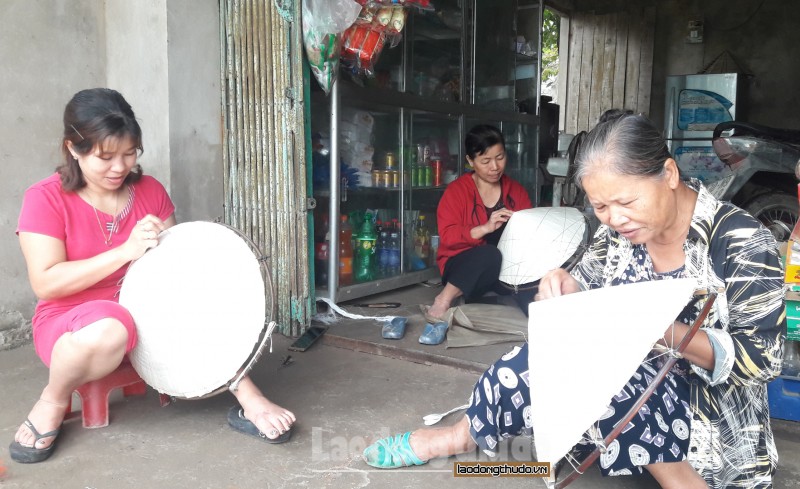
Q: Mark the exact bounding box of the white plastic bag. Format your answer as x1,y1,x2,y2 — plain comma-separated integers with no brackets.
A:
302,0,362,94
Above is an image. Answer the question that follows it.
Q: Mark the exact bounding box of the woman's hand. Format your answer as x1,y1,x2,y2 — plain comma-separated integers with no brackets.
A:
483,208,514,234
121,214,169,261
535,268,582,300
469,208,514,240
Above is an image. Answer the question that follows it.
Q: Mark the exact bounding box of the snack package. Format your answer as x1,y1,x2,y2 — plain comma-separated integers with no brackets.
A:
387,6,408,34
302,0,362,94
342,23,387,77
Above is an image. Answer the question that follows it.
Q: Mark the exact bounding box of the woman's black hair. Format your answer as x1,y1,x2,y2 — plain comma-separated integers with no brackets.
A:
570,109,674,188
57,88,144,191
465,124,506,160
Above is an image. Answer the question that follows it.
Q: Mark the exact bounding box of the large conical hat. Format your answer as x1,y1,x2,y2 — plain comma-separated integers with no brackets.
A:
527,278,697,466
119,221,267,399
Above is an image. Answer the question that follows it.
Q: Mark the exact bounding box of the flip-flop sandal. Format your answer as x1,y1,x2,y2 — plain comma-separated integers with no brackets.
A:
9,419,61,464
418,321,449,345
226,406,292,444
381,317,408,339
363,431,427,468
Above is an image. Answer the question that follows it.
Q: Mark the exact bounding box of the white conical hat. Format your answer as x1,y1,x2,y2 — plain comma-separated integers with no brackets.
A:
497,207,587,286
527,278,697,466
119,221,266,399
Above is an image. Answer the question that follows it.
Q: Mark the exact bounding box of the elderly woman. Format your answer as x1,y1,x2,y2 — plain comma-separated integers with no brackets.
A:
363,110,784,489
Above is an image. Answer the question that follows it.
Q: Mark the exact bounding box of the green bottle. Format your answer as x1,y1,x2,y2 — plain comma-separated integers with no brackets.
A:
354,213,378,282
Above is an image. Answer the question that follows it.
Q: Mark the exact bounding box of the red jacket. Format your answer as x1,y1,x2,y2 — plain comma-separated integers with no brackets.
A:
435,172,533,274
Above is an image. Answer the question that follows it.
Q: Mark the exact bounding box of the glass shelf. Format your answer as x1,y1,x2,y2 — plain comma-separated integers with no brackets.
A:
310,0,543,303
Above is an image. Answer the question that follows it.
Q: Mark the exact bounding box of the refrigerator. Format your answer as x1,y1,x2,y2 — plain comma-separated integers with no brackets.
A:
664,73,743,184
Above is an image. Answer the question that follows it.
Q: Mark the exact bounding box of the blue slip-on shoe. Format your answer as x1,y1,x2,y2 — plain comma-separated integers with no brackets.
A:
418,321,448,345
363,431,427,468
381,317,408,340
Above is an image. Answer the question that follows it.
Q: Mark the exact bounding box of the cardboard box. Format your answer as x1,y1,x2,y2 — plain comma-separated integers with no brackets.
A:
786,291,800,342
785,241,800,284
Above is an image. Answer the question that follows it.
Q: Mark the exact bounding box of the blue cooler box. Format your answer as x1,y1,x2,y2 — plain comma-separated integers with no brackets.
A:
768,375,800,422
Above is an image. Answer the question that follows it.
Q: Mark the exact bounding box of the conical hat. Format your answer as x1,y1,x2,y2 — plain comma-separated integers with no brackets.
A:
497,207,587,286
119,221,266,398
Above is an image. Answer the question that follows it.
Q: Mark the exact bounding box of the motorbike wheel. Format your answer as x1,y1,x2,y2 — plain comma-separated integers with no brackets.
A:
745,193,798,242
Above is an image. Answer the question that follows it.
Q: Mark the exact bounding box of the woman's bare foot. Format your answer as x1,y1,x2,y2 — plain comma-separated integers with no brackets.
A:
427,296,453,321
408,416,475,461
232,375,295,440
14,398,68,449
240,395,296,440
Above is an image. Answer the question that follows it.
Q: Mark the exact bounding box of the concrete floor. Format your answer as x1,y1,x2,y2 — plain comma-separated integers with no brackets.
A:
1,282,799,488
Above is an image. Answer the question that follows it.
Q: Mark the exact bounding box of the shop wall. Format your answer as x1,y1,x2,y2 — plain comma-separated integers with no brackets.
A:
0,0,107,347
650,0,800,131
569,0,799,130
0,0,222,349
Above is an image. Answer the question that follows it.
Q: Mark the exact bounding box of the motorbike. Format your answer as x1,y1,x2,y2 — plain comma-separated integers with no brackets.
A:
710,121,800,242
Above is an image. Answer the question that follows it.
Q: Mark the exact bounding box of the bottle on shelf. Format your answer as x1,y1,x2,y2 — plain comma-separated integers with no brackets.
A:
388,230,401,276
783,340,800,377
354,213,378,283
338,214,353,286
411,215,431,270
377,229,389,278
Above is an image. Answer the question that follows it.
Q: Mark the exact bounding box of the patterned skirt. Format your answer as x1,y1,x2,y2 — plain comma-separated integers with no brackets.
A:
465,343,692,476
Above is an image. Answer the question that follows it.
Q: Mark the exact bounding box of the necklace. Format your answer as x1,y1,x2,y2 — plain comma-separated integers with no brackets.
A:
85,189,121,247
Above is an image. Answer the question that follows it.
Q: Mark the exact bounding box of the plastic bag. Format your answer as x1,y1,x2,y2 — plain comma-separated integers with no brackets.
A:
354,0,433,11
302,0,362,94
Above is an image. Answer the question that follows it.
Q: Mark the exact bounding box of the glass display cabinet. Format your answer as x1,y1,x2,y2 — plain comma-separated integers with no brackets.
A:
311,0,543,303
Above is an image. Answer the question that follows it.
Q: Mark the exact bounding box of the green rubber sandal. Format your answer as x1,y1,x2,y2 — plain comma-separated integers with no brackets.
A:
363,431,427,468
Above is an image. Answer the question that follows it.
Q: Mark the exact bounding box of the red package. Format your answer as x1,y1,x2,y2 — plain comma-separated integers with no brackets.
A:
342,24,369,62
358,29,386,72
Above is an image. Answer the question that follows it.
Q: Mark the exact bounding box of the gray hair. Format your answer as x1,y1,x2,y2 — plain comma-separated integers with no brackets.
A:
572,110,674,188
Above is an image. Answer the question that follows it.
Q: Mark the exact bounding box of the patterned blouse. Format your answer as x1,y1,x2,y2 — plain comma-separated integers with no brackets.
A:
570,179,786,488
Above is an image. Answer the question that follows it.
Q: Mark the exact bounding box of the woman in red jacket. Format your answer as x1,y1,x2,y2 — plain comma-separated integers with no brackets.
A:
423,125,533,322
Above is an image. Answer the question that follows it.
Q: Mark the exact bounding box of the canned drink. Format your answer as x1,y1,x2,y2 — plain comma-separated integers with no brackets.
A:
385,152,397,170
372,169,382,187
391,169,400,188
416,165,426,187
431,157,442,186
424,164,432,187
381,169,392,188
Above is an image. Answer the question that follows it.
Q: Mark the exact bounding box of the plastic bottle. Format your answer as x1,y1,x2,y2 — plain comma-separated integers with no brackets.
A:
354,213,378,283
388,230,401,276
338,215,353,286
377,230,389,277
783,340,800,377
416,215,430,262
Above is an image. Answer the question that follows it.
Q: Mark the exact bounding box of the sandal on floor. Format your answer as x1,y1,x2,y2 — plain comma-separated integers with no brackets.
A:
363,431,427,468
227,406,292,444
381,317,408,340
9,419,61,464
419,321,449,345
